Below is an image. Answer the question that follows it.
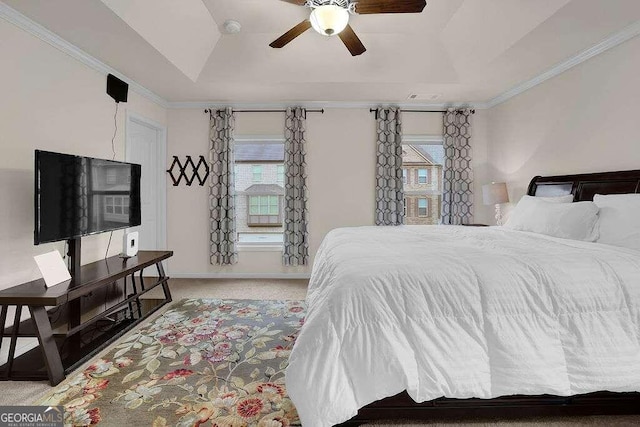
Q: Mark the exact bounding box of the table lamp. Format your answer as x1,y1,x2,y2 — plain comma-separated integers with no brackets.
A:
483,182,509,226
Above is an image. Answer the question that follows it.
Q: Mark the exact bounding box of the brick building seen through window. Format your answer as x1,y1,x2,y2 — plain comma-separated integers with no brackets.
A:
233,142,444,242
235,142,285,244
402,144,444,225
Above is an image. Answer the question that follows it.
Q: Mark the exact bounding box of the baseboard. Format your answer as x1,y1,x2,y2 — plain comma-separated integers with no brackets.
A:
170,272,311,280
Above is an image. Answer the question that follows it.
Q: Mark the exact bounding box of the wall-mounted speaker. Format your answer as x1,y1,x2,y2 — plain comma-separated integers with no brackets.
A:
107,74,128,103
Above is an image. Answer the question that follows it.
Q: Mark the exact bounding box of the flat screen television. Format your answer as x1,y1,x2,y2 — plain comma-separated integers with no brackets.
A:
34,150,141,245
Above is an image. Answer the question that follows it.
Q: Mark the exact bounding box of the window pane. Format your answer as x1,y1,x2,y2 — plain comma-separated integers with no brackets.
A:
402,144,443,225
277,165,285,183
252,165,263,182
235,141,285,243
114,206,122,214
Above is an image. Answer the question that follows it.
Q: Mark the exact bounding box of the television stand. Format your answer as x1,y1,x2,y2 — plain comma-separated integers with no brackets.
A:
0,250,173,386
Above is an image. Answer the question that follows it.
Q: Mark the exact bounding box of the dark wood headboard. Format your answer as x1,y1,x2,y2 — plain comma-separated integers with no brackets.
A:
527,170,640,202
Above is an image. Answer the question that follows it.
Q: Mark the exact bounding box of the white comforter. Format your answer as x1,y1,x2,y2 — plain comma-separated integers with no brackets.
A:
285,226,640,427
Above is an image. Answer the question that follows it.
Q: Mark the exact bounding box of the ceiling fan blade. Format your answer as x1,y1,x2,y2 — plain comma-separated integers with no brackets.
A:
278,0,307,5
338,25,366,56
270,20,312,48
354,0,427,14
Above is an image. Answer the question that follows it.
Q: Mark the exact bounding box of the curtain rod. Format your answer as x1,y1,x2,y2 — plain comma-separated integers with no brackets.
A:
204,109,325,114
369,108,476,114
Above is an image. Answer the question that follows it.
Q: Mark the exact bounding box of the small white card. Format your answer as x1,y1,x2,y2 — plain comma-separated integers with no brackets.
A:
34,250,71,288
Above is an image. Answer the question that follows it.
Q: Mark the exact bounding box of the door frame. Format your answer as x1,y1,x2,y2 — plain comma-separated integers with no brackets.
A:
125,111,168,261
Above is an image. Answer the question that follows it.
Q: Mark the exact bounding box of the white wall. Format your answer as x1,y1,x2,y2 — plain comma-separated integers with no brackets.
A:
0,10,494,283
167,108,489,276
0,18,167,290
484,35,640,216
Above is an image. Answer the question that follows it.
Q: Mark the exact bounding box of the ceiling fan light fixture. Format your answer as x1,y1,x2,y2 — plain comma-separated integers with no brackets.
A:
310,5,350,36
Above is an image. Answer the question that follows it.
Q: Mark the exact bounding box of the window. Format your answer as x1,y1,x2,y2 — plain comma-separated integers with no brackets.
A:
106,168,117,185
418,169,428,184
249,195,279,215
418,198,428,217
403,198,407,217
235,138,285,246
401,140,444,225
277,165,285,185
252,165,263,183
104,195,129,223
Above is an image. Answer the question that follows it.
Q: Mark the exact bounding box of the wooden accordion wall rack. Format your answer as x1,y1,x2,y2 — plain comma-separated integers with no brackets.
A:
166,156,210,187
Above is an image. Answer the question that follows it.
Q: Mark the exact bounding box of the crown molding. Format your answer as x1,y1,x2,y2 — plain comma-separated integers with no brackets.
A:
1,0,639,112
0,1,169,108
485,19,640,108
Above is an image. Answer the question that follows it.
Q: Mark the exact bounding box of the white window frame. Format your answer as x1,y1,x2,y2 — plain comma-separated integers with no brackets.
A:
418,169,428,184
235,135,286,251
418,198,429,217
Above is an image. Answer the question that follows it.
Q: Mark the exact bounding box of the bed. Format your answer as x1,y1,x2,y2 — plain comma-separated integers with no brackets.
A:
285,170,640,427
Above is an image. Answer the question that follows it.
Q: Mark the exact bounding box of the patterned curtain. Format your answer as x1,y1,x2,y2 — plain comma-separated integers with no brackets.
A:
209,108,238,265
442,108,474,225
283,107,309,266
375,107,404,226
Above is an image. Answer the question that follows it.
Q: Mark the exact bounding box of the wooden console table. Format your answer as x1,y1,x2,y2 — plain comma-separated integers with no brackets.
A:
0,250,173,385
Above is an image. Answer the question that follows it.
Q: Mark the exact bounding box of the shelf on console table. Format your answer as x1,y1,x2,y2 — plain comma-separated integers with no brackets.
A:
0,250,173,385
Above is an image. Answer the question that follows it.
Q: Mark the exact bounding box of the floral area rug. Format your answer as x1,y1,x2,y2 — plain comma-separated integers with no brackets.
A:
37,299,306,427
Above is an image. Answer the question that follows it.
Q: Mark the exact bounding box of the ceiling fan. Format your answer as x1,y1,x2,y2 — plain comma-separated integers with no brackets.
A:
270,0,427,56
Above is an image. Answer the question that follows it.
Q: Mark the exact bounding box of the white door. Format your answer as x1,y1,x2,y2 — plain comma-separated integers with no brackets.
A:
127,119,160,250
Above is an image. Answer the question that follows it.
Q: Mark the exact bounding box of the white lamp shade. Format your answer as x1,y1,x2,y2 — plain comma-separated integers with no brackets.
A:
483,182,509,205
310,5,350,36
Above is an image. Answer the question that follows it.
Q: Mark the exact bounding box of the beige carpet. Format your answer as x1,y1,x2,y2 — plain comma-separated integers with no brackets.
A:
1,278,638,426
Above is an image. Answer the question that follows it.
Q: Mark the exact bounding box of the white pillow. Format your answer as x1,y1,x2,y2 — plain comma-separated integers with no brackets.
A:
504,196,599,241
535,194,574,203
593,194,640,251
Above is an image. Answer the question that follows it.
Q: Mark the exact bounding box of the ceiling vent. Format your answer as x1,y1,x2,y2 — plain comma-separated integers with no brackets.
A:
408,94,442,101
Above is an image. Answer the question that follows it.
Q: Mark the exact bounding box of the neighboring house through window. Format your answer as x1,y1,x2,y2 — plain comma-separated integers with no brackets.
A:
401,139,444,225
234,138,285,246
